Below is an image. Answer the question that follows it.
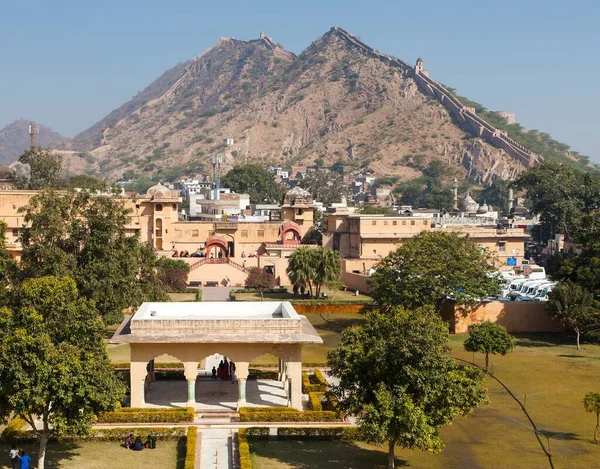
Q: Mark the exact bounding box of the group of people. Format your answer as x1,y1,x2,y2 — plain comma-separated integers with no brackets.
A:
123,433,156,451
211,358,236,383
8,446,31,469
171,248,224,259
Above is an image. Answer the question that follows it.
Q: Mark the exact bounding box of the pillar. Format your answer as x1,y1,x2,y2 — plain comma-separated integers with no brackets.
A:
130,361,148,408
184,362,198,408
236,362,249,410
285,346,303,410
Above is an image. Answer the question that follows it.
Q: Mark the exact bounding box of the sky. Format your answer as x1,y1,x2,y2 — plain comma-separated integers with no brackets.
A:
1,0,599,160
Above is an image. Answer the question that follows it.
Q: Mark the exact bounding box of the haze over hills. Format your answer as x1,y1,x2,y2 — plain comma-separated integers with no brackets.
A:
1,27,592,183
0,120,70,165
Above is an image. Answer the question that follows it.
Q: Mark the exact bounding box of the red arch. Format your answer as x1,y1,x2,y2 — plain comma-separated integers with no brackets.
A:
205,235,229,259
280,221,301,245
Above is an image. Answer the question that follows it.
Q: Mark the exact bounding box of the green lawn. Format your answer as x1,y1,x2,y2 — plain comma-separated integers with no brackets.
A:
234,288,371,302
0,440,184,469
251,333,600,468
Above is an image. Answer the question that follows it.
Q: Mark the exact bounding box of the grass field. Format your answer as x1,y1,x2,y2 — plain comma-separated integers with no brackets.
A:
0,440,183,469
234,288,372,302
251,333,600,468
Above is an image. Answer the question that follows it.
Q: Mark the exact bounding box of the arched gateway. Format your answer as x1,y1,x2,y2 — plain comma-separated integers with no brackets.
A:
110,301,322,410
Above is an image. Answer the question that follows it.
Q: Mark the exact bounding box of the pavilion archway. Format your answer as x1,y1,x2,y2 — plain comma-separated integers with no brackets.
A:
204,235,229,260
280,221,302,245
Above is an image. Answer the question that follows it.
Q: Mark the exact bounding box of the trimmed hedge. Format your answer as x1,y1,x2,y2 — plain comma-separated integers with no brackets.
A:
302,371,328,393
96,407,195,423
308,392,323,411
240,407,299,414
184,427,197,469
195,290,202,301
238,429,252,469
238,407,340,422
248,369,279,380
276,427,360,440
3,426,186,443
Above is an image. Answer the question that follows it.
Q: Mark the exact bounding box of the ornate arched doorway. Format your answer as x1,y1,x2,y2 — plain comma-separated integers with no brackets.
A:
280,221,301,245
204,235,229,260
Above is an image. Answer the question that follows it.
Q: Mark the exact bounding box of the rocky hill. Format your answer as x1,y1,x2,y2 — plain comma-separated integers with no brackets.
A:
0,120,70,165
71,28,585,184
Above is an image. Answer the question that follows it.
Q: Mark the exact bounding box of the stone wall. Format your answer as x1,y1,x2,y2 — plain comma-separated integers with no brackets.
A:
441,301,563,334
341,271,373,294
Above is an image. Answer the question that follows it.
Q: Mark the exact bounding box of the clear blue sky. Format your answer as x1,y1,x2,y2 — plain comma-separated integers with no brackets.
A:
1,0,599,160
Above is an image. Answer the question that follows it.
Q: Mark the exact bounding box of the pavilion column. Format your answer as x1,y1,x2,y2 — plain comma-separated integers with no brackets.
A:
130,361,148,408
278,358,287,381
286,347,303,410
236,362,249,410
184,362,198,408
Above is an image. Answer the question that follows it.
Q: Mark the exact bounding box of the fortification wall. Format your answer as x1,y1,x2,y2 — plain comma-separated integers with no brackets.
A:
413,68,543,168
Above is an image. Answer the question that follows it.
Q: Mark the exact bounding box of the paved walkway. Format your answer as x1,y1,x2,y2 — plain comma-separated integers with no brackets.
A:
201,287,235,302
198,429,231,469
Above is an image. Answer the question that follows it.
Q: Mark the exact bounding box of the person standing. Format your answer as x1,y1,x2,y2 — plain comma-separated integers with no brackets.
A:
18,450,32,469
211,366,217,381
9,444,18,469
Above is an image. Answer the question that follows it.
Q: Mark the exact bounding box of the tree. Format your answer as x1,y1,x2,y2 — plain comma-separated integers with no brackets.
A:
245,267,276,300
369,232,500,310
463,321,516,371
479,179,510,214
19,189,168,324
17,147,64,189
286,247,341,298
67,174,109,192
512,162,600,243
0,221,17,306
328,307,486,469
0,276,125,469
301,209,323,245
157,258,190,292
297,169,348,206
356,205,397,215
547,281,599,350
583,392,600,444
221,164,285,204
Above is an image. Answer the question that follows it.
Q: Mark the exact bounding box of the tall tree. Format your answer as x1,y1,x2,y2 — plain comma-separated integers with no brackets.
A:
583,392,600,444
245,267,276,300
512,162,600,243
0,276,125,469
221,164,285,204
547,281,599,350
157,258,191,292
0,221,17,306
19,189,168,324
369,231,500,310
463,321,517,371
286,247,341,298
17,147,64,189
297,169,348,206
328,306,486,469
478,179,510,214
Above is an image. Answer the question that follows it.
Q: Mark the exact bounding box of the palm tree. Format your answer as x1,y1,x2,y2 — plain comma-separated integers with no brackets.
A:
287,247,315,297
313,249,342,298
287,247,341,298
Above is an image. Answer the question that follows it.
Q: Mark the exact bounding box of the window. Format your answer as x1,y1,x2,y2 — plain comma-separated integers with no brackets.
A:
191,230,199,237
155,204,163,211
383,220,388,226
241,230,248,238
372,221,377,226
12,229,18,237
411,220,415,226
498,241,506,252
392,221,397,226
402,220,406,225
423,220,428,226
257,230,265,238
172,204,177,210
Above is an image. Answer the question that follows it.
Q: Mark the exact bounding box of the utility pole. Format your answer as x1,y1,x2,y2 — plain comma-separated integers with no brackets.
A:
210,153,222,200
28,121,39,148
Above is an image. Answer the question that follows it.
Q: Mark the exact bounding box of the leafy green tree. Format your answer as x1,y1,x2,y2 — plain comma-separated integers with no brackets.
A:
286,247,341,298
19,189,168,324
67,174,109,191
547,281,599,350
369,231,500,310
297,169,348,207
328,306,487,469
463,321,517,371
17,147,64,189
0,221,17,306
245,267,276,300
513,162,600,243
301,208,323,245
125,175,155,194
221,164,285,204
0,276,125,469
356,205,397,215
583,392,600,444
157,258,190,292
479,179,510,214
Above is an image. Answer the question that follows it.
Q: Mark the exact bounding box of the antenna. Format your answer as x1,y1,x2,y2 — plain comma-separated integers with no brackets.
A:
28,121,39,148
210,153,222,200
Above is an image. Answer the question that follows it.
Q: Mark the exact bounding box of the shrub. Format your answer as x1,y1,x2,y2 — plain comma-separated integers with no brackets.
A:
96,407,194,423
1,417,27,440
276,427,360,440
238,429,252,469
302,371,327,393
184,427,197,469
248,369,279,380
308,392,323,411
3,426,186,443
238,407,340,422
195,289,202,301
